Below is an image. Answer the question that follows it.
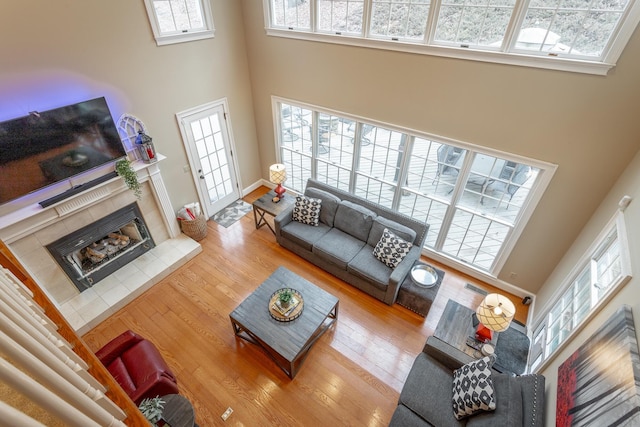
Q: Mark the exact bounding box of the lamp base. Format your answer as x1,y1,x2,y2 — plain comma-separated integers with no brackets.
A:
475,323,493,343
274,183,286,198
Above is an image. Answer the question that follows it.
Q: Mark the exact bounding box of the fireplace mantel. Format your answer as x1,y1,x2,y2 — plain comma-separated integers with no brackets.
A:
0,155,180,244
0,156,201,333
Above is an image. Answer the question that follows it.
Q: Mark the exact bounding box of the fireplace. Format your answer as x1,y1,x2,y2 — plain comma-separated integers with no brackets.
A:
46,203,155,292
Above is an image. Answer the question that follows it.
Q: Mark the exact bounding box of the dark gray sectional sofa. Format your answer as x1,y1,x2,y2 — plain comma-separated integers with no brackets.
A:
274,179,429,305
389,336,545,427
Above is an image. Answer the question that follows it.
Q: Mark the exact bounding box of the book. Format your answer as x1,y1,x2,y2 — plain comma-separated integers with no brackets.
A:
272,295,300,316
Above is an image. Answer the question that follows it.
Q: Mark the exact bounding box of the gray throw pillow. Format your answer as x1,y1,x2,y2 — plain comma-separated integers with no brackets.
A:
372,228,413,268
292,195,321,226
305,187,341,227
452,357,496,420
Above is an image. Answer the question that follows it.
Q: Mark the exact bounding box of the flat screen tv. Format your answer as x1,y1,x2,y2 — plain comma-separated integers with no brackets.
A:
0,97,126,205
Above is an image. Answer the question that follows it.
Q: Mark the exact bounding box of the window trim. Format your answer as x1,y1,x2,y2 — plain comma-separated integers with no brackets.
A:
263,0,640,75
271,95,556,279
529,210,632,373
144,0,215,46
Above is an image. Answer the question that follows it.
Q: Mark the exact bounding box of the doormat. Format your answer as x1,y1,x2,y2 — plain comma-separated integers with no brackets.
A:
464,283,488,296
211,200,252,228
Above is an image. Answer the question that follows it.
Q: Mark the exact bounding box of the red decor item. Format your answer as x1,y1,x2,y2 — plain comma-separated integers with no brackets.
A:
475,323,494,343
274,183,286,198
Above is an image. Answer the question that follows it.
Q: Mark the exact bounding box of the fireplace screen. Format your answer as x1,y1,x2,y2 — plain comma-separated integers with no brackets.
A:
47,203,155,292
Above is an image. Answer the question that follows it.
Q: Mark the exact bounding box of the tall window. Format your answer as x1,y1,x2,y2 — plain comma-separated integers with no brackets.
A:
264,0,640,74
370,0,431,40
275,98,554,274
434,0,516,48
528,212,632,372
144,0,215,45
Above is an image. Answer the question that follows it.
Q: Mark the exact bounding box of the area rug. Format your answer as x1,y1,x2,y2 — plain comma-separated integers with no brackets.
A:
494,323,530,375
211,200,252,228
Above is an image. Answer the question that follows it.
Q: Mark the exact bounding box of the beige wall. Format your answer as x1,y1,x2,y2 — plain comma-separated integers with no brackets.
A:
2,1,639,294
240,3,640,294
535,150,640,425
0,1,260,214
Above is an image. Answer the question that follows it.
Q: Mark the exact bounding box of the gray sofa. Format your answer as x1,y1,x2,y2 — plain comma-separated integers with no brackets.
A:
274,179,428,305
389,336,545,427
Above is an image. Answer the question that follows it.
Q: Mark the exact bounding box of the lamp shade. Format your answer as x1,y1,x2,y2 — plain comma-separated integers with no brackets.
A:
476,293,515,332
269,164,287,184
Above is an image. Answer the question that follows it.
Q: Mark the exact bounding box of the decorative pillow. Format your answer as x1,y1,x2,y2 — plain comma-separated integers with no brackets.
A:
452,357,496,420
292,195,322,226
372,228,413,268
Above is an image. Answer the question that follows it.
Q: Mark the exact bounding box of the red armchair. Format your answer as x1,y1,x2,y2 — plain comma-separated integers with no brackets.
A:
96,330,179,405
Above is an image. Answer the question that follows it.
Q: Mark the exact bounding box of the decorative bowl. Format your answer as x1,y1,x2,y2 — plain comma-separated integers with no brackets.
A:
410,264,439,288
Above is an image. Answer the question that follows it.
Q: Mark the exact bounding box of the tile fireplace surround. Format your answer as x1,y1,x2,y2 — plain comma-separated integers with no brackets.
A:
0,159,202,334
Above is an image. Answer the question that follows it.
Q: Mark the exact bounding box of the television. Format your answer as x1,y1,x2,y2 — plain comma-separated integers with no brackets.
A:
0,97,126,205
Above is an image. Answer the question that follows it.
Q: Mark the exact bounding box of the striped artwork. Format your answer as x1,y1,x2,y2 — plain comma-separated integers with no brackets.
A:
557,305,640,426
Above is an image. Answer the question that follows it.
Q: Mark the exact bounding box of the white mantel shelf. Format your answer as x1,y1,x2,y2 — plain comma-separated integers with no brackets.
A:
0,155,180,244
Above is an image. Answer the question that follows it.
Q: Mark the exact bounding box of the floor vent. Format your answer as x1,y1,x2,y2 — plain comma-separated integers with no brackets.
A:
465,283,488,296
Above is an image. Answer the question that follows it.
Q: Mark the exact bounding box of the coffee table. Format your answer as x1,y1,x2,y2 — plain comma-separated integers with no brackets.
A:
229,266,339,379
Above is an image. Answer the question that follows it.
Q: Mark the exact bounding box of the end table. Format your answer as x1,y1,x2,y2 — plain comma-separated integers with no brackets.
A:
252,190,295,235
160,394,197,427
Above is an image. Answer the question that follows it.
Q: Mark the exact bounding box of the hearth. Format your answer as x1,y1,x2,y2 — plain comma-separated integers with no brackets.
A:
47,203,155,292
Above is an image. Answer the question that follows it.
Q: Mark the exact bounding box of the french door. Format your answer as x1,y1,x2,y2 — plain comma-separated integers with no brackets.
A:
177,100,240,218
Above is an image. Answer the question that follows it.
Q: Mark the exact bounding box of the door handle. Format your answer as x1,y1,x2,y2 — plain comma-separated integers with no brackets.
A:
198,169,204,179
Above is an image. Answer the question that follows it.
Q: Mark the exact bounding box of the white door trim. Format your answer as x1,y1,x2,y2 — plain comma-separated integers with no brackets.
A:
176,98,243,218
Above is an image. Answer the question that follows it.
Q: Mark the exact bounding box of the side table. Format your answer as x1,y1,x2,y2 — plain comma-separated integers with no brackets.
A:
252,190,295,235
434,299,497,360
160,394,197,427
395,261,444,317
433,299,530,375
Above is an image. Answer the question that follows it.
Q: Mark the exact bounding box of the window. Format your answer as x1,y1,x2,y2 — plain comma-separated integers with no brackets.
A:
264,0,640,74
370,0,431,40
275,97,554,274
528,212,632,372
144,0,215,46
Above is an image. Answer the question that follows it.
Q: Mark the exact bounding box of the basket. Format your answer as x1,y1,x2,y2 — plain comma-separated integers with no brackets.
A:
180,213,208,241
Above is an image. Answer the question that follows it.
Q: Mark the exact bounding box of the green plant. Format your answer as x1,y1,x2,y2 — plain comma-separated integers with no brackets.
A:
115,158,142,199
279,288,293,306
138,396,165,426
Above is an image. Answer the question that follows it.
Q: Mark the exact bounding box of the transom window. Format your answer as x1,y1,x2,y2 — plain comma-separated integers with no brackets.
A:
144,0,215,46
264,0,640,74
275,97,555,275
528,212,632,372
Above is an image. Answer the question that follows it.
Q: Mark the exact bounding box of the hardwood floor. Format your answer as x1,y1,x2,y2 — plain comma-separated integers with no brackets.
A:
82,187,528,427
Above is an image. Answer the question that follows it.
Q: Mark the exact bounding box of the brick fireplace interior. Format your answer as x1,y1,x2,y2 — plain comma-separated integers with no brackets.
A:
0,160,201,334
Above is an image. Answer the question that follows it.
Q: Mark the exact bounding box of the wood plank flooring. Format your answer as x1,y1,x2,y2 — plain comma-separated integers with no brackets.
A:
82,187,528,427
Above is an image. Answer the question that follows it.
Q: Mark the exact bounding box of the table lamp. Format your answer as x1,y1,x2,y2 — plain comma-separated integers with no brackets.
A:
475,293,515,343
269,163,287,198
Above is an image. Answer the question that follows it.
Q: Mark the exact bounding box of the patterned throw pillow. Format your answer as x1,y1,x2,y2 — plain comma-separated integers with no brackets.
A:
373,228,413,268
452,357,496,420
292,195,322,226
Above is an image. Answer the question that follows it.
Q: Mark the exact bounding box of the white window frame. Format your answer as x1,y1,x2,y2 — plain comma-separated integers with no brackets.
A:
272,96,555,279
528,210,632,373
144,0,215,46
263,0,640,75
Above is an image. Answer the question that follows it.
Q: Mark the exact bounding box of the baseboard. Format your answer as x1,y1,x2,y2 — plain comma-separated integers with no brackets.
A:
242,179,300,197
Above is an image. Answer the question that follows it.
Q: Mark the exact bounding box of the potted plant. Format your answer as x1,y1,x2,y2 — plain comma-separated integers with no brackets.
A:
115,158,142,199
138,396,165,426
278,288,294,309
